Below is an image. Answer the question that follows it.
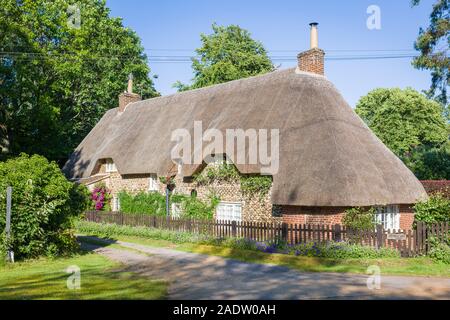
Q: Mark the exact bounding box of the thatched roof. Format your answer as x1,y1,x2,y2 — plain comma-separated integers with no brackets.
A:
63,68,427,206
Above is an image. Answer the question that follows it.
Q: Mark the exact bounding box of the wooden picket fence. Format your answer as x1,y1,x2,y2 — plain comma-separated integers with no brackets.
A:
84,211,449,257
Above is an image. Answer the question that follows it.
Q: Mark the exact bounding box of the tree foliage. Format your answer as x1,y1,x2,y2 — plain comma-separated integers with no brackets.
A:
175,23,273,91
356,88,449,179
402,141,450,179
0,0,158,164
0,154,89,259
411,0,449,108
356,88,448,154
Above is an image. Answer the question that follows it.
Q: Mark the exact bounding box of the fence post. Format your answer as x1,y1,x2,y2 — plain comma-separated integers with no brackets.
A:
5,186,14,263
231,220,237,238
281,223,288,243
333,224,341,242
376,224,384,249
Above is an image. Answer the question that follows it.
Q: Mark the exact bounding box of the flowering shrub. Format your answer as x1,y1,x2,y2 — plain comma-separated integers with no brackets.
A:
91,183,110,211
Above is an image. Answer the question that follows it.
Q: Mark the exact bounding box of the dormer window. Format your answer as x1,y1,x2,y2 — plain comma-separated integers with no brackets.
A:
105,159,117,173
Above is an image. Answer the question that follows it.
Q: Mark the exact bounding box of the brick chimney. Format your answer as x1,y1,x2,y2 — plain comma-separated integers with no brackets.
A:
118,73,141,112
297,22,325,75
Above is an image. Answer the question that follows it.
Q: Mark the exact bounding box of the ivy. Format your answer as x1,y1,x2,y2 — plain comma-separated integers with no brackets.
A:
193,163,240,185
171,192,220,220
240,175,272,199
193,163,273,199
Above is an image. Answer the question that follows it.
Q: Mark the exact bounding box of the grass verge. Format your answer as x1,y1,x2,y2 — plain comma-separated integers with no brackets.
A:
0,251,167,300
76,221,450,278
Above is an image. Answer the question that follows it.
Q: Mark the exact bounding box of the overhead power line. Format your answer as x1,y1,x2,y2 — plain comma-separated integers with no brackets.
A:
0,50,421,64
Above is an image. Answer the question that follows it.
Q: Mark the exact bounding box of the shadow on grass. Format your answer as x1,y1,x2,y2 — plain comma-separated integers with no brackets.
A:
77,235,119,253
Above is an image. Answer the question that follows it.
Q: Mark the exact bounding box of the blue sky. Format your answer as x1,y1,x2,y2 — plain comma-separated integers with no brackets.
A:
106,0,434,107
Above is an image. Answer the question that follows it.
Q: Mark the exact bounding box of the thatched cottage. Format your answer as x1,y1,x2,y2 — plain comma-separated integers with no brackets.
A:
64,24,427,230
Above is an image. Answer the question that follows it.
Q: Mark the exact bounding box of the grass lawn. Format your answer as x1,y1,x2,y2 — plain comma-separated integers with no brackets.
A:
0,252,167,300
79,233,450,278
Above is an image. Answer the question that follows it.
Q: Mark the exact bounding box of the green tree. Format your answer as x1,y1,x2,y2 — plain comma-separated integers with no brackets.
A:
355,88,448,156
402,141,450,179
0,0,158,164
411,0,449,108
174,23,273,91
0,154,89,259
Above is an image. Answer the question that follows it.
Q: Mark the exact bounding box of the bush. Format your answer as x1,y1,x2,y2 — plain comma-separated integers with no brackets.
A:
0,154,89,260
287,241,400,259
118,191,166,216
427,236,450,264
118,191,219,220
342,207,376,231
171,193,219,220
414,194,450,225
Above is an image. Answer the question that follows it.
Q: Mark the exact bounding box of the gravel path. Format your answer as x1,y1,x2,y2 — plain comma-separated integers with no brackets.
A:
80,236,450,300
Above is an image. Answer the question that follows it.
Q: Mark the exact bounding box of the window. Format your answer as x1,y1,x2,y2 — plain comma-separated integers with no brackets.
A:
216,202,242,221
171,203,182,218
112,196,120,212
374,205,400,230
105,160,117,173
148,174,158,191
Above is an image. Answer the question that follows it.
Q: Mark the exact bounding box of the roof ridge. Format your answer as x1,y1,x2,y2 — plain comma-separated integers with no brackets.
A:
119,67,329,110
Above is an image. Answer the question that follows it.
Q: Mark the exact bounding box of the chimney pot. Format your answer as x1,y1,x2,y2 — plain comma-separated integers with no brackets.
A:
309,22,319,49
127,73,134,93
119,73,141,112
297,22,325,75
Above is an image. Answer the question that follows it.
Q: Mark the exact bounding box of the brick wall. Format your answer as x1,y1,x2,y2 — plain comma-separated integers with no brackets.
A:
281,206,347,225
118,92,141,112
297,48,325,75
399,204,415,230
420,180,450,198
282,204,416,230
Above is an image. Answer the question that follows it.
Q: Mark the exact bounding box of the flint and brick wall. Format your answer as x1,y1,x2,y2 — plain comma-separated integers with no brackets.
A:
172,163,281,223
87,162,416,229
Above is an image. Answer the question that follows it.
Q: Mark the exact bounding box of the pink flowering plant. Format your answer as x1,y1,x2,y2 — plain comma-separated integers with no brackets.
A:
91,183,111,211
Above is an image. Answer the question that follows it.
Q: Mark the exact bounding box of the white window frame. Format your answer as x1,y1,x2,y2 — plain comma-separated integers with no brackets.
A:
216,201,242,222
374,205,400,231
105,159,117,173
148,174,158,191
